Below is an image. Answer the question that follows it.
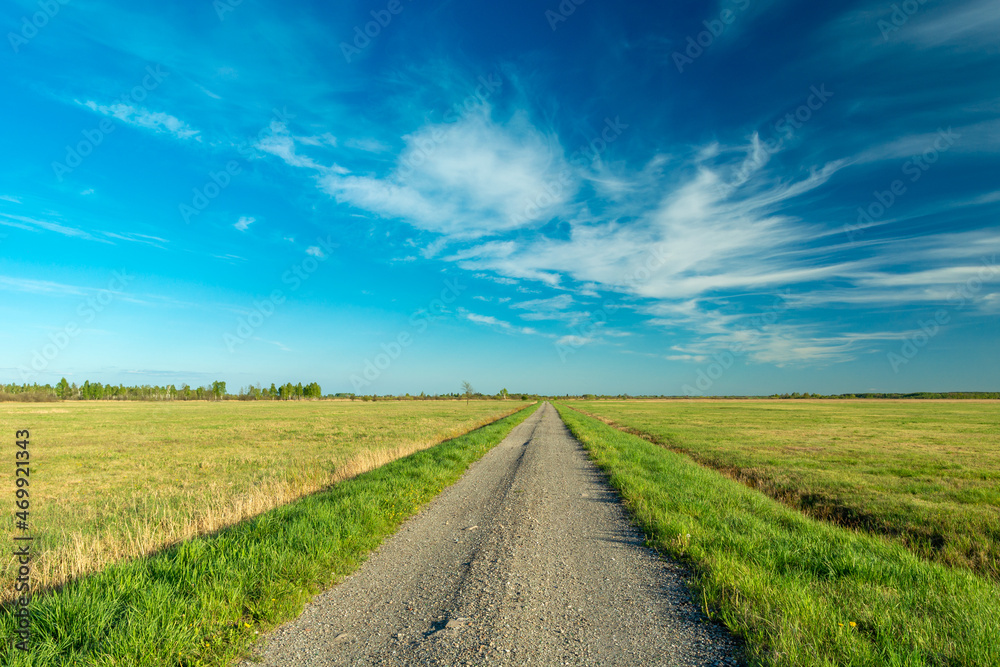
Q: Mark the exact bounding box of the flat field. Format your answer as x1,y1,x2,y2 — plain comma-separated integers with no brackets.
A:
1,400,525,599
564,399,1000,578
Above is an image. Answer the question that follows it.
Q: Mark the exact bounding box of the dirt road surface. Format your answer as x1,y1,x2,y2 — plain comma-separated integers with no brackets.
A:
241,403,742,666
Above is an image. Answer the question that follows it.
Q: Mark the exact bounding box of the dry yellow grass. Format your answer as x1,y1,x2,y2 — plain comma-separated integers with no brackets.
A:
2,400,525,599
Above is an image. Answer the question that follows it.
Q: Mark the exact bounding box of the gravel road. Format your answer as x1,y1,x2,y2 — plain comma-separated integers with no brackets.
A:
241,402,742,666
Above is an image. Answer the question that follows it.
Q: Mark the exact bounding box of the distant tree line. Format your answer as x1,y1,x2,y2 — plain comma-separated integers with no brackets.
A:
1,383,996,403
0,380,323,402
0,382,539,403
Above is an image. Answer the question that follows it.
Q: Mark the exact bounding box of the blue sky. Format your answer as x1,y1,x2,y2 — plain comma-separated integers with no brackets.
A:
1,0,998,395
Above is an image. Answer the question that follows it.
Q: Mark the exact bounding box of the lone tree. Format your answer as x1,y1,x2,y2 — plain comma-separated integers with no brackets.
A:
461,381,475,404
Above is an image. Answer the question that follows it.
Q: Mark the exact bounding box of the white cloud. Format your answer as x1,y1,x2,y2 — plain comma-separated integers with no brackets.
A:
513,294,574,311
295,132,337,147
474,272,517,286
100,231,168,248
856,264,1000,288
234,216,255,232
321,108,574,237
226,74,997,368
81,101,200,140
850,122,995,165
0,275,90,296
429,126,998,365
0,212,102,241
465,313,503,326
746,329,916,366
253,337,291,352
511,294,588,323
256,122,347,173
462,310,543,336
455,154,847,303
667,354,709,362
306,246,325,258
197,85,222,100
895,0,1000,46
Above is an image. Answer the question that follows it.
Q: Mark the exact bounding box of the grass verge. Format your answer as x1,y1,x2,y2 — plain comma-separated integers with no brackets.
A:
0,403,538,666
554,402,1000,667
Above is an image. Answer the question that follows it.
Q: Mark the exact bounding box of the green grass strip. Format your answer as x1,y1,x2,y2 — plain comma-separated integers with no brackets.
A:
553,403,1000,667
1,403,539,666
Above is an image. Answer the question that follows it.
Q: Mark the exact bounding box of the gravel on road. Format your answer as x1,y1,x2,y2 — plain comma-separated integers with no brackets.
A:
240,402,742,666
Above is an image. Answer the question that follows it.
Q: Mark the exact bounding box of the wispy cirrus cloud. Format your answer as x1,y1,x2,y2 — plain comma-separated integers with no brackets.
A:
63,0,988,375
253,337,292,352
253,122,349,173
234,216,255,232
99,231,169,248
319,108,573,239
0,275,92,297
451,146,847,301
242,71,997,365
460,310,542,337
0,212,103,241
81,101,200,140
890,0,1000,46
